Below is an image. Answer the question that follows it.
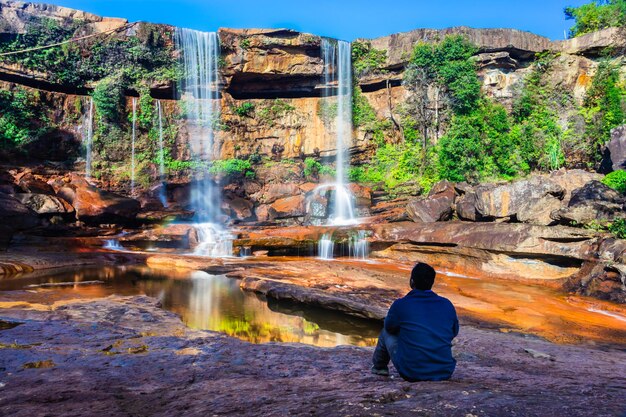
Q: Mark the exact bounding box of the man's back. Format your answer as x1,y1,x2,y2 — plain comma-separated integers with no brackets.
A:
384,289,459,381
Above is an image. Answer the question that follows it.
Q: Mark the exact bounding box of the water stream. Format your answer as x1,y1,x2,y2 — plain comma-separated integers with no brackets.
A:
156,100,168,207
130,97,137,195
176,28,232,256
321,39,357,226
0,267,380,347
84,97,94,180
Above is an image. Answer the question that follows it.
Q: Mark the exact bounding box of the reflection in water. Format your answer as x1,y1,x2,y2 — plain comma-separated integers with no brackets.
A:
0,267,380,347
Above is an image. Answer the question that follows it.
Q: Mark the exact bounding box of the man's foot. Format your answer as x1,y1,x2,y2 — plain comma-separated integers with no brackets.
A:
371,366,389,376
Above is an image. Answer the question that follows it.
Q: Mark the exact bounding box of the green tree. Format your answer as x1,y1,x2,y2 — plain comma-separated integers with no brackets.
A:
565,0,626,37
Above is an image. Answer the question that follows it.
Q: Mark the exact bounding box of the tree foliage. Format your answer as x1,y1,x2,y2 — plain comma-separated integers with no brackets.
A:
565,0,626,37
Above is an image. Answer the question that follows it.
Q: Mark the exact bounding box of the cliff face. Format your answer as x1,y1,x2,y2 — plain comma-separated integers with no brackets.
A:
0,1,624,192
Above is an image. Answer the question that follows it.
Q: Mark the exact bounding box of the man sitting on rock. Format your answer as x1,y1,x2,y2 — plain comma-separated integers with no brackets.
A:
372,262,459,381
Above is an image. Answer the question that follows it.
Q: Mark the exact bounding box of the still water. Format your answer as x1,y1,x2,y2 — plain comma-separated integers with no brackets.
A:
0,267,381,347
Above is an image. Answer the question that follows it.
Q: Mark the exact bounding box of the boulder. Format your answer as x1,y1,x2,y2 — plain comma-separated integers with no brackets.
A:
405,181,455,223
251,183,301,204
604,125,626,172
224,196,255,221
270,195,306,219
0,193,39,249
14,193,74,216
347,183,372,208
17,173,55,195
255,204,276,222
516,195,562,226
121,224,198,249
57,174,140,225
474,177,564,220
549,170,603,204
553,181,626,225
456,191,481,222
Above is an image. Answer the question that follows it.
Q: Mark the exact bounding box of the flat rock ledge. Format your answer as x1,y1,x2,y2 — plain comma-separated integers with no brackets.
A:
0,296,624,417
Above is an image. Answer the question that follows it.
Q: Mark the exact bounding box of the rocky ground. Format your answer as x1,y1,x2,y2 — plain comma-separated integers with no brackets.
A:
0,295,624,417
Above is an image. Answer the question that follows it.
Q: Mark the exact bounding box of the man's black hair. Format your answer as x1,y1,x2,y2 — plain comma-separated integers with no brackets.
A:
410,262,436,290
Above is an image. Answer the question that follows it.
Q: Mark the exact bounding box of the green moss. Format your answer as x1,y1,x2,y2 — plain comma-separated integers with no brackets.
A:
209,158,254,177
602,170,626,193
233,102,255,117
256,99,296,126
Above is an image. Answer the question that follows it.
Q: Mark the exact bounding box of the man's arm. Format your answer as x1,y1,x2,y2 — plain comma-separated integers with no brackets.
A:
452,306,459,338
384,300,401,335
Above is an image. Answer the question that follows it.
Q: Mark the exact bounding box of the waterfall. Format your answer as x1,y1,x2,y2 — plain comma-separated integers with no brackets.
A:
348,230,369,259
131,97,137,195
176,28,232,257
318,233,334,260
321,39,357,226
84,97,94,179
156,100,168,207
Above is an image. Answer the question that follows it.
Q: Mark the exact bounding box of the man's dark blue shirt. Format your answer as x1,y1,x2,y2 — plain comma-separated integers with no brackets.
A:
384,289,459,381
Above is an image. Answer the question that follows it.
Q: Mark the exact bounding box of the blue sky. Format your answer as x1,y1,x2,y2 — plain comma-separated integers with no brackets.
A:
36,0,589,41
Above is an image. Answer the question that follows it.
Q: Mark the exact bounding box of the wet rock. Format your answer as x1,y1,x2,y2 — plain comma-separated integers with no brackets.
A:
14,193,74,216
0,193,39,248
604,124,626,172
122,224,198,249
405,181,455,223
16,173,55,195
255,204,276,222
553,181,626,225
57,174,140,225
347,183,373,208
474,177,564,221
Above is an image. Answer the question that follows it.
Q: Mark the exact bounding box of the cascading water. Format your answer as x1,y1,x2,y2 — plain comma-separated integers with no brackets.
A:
130,97,137,195
84,97,94,179
348,230,369,259
318,233,335,260
156,100,168,207
176,28,232,257
321,39,357,226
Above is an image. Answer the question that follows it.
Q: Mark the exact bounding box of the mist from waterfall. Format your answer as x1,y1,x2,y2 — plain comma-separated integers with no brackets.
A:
156,100,168,207
130,97,137,195
84,97,94,180
176,28,232,257
321,39,357,226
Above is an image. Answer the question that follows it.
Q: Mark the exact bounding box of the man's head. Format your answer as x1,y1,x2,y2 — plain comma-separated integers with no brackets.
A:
410,262,436,290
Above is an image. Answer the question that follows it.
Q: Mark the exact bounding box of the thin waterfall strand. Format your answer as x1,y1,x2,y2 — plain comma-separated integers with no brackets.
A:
84,97,94,179
156,100,168,207
131,97,137,195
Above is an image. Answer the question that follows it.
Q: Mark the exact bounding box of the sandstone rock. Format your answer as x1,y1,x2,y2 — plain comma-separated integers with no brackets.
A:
57,174,140,225
474,177,564,220
553,181,626,225
255,204,276,223
405,181,455,223
122,224,198,249
16,173,55,195
516,195,562,226
269,195,306,219
548,169,603,204
347,183,372,208
251,183,301,204
14,193,74,216
456,191,481,222
604,125,626,172
224,196,254,221
0,193,39,249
